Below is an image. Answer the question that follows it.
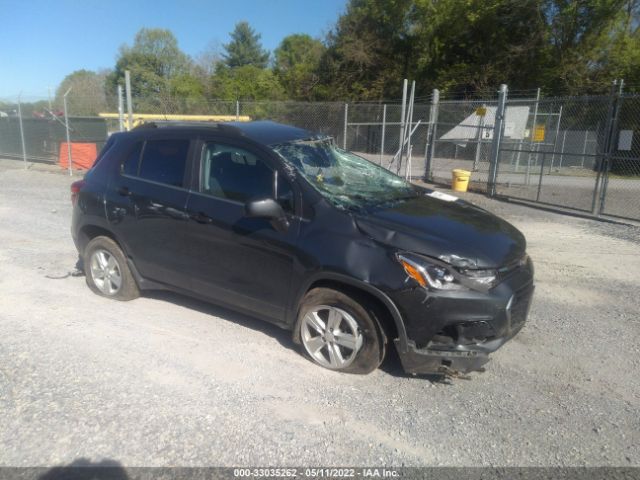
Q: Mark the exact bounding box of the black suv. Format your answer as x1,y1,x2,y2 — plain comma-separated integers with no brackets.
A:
71,121,534,376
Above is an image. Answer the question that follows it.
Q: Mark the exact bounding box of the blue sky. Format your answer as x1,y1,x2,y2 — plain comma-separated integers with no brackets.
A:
0,0,346,100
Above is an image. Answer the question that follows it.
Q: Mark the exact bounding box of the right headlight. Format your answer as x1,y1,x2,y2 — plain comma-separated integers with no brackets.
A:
396,253,498,292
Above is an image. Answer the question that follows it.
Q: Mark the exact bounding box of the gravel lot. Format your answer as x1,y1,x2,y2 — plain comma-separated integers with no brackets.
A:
0,158,639,467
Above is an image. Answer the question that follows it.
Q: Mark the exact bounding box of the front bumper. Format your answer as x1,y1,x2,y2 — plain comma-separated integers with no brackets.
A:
391,258,534,376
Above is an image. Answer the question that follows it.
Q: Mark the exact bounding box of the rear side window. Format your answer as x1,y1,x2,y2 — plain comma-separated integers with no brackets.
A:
121,142,143,176
138,139,190,187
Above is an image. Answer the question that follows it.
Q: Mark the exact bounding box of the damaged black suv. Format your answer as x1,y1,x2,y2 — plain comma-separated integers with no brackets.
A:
71,121,534,376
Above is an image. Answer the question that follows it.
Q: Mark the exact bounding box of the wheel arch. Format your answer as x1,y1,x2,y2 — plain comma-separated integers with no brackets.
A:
291,273,408,352
77,224,121,255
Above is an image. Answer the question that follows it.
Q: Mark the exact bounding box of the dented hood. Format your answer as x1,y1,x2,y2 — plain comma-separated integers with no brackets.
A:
355,193,526,268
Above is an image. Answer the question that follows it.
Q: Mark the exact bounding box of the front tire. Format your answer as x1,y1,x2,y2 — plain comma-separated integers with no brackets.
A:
83,236,139,301
297,288,386,374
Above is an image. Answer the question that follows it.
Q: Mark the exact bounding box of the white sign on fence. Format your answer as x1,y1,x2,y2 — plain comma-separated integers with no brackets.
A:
618,130,633,151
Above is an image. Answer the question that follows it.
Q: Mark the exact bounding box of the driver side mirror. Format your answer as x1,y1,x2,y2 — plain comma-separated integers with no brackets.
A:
244,198,290,233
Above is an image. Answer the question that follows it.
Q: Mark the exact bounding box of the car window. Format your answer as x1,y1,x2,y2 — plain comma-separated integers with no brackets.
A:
120,141,143,176
138,139,190,187
201,143,274,203
93,135,117,167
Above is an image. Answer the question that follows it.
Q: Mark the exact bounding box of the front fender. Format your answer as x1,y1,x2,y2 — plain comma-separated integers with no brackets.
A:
289,271,409,352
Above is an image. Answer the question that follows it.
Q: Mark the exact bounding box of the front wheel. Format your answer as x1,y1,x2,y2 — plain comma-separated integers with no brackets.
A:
297,288,386,374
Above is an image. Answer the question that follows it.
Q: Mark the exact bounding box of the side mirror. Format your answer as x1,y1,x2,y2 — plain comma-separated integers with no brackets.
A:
244,198,290,233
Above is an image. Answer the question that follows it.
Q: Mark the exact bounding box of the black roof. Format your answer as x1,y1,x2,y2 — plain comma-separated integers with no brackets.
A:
131,120,323,146
227,121,323,145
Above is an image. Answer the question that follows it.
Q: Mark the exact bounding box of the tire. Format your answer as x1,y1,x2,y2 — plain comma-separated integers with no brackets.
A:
83,236,140,301
296,287,386,374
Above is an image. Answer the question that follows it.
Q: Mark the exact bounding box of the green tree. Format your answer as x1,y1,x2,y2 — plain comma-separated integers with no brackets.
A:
274,34,325,100
222,22,270,68
106,28,196,112
541,0,630,94
55,69,108,116
413,0,549,94
319,0,640,99
211,65,284,101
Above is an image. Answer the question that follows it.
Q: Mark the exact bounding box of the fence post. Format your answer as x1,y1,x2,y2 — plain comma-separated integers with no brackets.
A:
473,103,486,171
17,96,27,169
380,104,387,164
549,105,562,173
125,70,133,130
591,80,619,215
559,130,566,169
63,88,73,176
536,152,547,202
424,89,440,181
579,130,588,168
525,87,541,186
488,84,508,196
399,79,408,162
236,100,240,121
117,85,125,132
343,103,349,149
598,79,624,215
402,81,416,175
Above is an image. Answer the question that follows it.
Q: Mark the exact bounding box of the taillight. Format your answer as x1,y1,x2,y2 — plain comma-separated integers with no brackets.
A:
71,180,86,206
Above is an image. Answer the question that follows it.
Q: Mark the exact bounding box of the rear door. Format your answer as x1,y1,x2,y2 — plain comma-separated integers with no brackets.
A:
105,135,195,288
183,137,300,322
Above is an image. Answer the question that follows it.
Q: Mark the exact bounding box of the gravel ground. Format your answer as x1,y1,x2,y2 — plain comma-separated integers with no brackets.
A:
0,158,639,467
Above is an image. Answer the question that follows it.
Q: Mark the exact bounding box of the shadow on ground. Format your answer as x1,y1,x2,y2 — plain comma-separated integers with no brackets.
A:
38,458,128,480
144,288,448,383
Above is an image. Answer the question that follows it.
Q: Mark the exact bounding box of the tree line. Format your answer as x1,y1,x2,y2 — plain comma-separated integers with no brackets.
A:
20,0,640,115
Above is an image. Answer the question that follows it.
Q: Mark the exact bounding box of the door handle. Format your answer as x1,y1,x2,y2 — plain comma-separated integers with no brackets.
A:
117,186,131,197
190,212,213,224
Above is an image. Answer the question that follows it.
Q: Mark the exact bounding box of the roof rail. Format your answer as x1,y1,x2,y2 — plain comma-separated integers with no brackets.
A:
131,121,244,135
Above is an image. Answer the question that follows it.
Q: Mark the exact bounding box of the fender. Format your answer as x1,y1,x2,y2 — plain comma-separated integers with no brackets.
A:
289,271,409,352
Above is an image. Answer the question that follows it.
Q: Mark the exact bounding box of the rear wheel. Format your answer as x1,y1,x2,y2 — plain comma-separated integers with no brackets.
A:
84,236,139,301
297,288,386,374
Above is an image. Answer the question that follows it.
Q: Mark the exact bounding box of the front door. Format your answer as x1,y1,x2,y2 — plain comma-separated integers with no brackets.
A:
184,139,300,323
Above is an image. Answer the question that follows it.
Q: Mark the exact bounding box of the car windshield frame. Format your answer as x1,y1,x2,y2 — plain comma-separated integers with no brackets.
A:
271,138,420,211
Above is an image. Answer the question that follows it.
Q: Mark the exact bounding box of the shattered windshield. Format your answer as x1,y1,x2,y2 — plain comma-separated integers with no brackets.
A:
272,139,420,211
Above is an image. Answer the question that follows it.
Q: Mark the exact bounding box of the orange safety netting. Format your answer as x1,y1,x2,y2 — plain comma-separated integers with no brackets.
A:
58,142,98,170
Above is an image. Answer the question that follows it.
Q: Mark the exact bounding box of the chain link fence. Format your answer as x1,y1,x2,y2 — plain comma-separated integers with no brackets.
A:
1,86,638,221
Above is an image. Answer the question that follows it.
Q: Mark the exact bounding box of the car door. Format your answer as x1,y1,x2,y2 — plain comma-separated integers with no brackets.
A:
183,137,300,323
105,135,195,288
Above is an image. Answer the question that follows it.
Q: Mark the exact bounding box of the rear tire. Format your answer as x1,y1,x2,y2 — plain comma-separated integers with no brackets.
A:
296,288,386,374
83,236,139,301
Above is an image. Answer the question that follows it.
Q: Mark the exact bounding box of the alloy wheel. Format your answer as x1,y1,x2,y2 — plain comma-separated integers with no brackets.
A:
301,305,364,369
89,249,122,296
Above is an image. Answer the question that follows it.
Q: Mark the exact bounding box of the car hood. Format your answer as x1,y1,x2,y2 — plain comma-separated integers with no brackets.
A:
354,193,526,268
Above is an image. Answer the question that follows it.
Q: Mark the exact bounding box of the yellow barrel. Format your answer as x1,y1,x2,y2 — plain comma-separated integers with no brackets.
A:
451,169,471,192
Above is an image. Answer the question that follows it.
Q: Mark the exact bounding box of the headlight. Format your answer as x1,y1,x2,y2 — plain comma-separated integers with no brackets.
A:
396,253,498,291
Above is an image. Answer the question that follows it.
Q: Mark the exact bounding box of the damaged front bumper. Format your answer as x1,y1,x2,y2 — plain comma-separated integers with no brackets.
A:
390,261,535,376
394,318,528,376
